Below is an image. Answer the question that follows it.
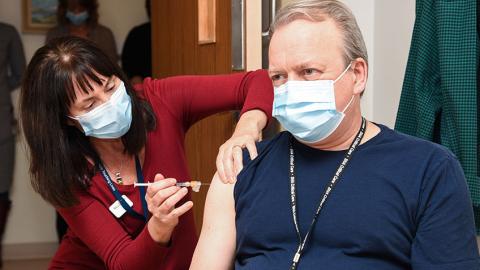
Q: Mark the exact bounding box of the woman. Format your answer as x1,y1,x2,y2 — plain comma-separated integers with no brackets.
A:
21,37,272,269
46,0,118,240
46,0,118,63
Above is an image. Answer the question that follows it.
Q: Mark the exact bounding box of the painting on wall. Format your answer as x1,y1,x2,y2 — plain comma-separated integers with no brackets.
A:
22,0,57,33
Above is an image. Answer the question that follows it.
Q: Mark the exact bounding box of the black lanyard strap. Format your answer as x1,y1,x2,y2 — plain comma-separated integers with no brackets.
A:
289,117,366,270
98,155,149,222
135,155,149,220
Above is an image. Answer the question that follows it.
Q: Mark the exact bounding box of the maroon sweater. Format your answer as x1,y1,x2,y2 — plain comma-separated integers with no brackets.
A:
49,70,273,270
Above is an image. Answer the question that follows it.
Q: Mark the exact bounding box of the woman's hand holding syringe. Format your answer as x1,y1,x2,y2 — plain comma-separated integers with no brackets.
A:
144,174,194,244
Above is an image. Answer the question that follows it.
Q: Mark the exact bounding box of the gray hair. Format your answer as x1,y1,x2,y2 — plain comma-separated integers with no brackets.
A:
270,0,368,67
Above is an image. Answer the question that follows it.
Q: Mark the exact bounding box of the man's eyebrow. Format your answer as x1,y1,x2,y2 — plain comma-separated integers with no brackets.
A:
268,69,283,75
291,61,325,70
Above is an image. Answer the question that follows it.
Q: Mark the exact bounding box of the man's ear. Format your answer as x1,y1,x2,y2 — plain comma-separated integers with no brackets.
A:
351,58,368,95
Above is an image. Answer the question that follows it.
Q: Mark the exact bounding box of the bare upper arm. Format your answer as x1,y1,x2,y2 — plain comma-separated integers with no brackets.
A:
190,173,236,270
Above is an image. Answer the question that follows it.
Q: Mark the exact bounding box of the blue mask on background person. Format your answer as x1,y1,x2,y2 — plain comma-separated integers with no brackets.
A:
66,10,89,26
69,81,132,139
272,63,354,143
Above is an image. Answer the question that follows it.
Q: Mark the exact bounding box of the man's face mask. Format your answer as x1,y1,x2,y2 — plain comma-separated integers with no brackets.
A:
69,81,132,139
272,63,354,143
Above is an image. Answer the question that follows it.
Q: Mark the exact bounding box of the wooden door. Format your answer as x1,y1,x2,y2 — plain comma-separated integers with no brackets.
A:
151,0,234,234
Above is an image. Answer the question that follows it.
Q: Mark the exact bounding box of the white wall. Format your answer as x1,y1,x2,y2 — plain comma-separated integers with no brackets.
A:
0,0,148,246
246,0,262,71
341,0,376,120
96,0,149,60
373,0,415,127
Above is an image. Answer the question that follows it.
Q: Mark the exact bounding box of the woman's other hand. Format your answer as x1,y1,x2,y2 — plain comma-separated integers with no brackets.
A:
216,110,267,184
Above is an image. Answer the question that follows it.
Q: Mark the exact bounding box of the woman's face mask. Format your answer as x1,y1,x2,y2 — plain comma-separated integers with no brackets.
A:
69,81,132,139
272,63,354,143
66,10,89,26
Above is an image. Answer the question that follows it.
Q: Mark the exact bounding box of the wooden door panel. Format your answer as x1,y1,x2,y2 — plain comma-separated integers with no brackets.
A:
186,112,235,231
152,0,234,234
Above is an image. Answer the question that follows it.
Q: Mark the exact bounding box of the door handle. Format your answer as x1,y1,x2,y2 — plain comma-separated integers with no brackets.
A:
262,0,277,68
262,0,277,34
231,0,245,71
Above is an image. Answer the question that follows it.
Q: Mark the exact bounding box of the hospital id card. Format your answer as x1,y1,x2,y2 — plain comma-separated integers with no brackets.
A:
109,195,133,218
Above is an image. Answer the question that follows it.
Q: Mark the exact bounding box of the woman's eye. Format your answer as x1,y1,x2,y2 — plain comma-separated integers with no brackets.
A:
107,84,115,92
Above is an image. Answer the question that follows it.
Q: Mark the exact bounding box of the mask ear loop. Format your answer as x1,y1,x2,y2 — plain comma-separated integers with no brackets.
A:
341,95,355,113
333,62,353,84
332,62,355,113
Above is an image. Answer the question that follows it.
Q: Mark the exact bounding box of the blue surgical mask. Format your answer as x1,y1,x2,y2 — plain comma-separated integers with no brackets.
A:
66,10,89,26
272,63,354,143
70,81,132,139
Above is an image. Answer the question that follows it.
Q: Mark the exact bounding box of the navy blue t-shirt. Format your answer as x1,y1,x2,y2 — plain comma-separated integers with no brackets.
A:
234,125,479,270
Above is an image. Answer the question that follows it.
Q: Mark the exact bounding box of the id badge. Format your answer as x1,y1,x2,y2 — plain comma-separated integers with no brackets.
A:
109,195,134,218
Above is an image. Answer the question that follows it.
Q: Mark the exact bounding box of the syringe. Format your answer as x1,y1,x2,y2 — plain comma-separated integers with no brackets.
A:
134,181,210,192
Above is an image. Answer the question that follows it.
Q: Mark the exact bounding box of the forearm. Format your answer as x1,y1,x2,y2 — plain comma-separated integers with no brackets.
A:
108,226,170,269
59,202,170,270
156,69,272,128
147,217,175,245
216,109,267,183
234,109,268,140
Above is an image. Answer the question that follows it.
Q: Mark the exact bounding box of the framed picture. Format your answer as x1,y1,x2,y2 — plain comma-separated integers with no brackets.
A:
22,0,58,33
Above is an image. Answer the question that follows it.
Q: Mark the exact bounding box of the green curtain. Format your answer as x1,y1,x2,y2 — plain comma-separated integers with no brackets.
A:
395,0,479,230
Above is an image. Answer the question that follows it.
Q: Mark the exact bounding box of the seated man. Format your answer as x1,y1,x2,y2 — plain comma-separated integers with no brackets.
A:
190,0,480,269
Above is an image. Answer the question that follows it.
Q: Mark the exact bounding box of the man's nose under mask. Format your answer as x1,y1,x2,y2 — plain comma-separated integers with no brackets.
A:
272,63,354,143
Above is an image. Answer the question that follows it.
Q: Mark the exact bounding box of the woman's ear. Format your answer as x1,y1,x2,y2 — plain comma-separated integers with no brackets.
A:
66,117,83,132
66,118,76,126
351,58,368,95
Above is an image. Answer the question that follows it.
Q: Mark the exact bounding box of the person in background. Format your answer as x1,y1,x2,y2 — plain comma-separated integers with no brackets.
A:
46,0,118,241
0,22,25,268
21,36,272,270
122,0,152,85
46,0,118,63
190,0,480,269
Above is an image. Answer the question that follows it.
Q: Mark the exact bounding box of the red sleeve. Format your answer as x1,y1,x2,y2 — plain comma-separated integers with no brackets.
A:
140,69,273,130
57,193,169,270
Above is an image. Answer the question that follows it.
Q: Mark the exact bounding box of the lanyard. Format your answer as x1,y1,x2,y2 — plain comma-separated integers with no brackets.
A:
289,117,366,270
98,155,149,222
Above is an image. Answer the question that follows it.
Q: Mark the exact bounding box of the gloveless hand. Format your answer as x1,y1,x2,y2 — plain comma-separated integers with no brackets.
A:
216,110,267,184
145,173,193,243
